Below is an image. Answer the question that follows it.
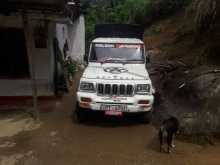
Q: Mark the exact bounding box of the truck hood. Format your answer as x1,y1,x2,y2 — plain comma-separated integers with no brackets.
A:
82,63,149,80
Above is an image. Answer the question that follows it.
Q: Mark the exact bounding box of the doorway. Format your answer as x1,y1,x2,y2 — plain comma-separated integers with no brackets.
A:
0,28,30,79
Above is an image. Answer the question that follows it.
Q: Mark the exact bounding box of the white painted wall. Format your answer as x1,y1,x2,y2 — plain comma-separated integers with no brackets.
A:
31,20,56,95
68,15,85,64
56,23,68,57
56,15,85,63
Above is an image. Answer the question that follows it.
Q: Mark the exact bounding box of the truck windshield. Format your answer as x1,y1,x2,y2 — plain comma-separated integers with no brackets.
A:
89,43,145,64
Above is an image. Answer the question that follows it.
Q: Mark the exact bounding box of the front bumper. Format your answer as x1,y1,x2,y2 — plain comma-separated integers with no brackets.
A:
77,92,154,113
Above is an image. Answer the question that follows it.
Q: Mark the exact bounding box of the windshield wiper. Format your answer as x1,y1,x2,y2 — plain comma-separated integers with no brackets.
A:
99,58,128,64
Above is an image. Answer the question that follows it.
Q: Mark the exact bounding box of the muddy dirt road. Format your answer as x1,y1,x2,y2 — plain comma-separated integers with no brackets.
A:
0,73,220,165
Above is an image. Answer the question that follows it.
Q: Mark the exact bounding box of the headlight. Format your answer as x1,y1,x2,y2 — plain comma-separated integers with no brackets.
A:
136,84,151,95
79,82,96,92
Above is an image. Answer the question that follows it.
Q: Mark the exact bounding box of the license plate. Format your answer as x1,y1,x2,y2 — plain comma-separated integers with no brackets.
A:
105,111,122,116
101,104,127,112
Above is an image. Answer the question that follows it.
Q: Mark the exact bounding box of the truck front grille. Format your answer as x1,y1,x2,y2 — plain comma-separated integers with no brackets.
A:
97,84,134,96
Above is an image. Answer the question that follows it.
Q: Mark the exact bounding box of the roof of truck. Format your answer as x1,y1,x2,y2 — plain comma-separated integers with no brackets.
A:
92,38,144,44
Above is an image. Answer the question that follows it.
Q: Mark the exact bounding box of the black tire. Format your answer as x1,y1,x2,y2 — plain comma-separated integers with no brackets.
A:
74,103,87,123
142,111,153,124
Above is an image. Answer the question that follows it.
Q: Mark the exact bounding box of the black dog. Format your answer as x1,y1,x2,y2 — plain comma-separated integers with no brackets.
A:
159,117,179,153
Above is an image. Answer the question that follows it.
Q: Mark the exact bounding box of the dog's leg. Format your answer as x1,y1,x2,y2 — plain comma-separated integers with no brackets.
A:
159,130,163,152
171,135,175,148
167,133,172,153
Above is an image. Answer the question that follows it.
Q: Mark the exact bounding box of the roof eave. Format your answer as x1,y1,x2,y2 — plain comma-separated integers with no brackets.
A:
0,1,80,22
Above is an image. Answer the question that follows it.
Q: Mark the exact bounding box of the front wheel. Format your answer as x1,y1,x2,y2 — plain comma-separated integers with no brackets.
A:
142,111,153,124
74,103,87,123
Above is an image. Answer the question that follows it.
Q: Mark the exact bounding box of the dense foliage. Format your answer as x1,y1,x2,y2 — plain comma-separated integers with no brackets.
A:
81,0,190,50
191,0,219,31
189,0,220,63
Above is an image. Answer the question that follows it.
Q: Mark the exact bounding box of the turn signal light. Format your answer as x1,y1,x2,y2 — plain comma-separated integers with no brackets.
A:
138,100,150,105
79,102,90,109
81,97,92,103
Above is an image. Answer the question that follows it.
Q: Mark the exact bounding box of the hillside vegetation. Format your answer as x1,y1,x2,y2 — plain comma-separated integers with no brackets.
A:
144,0,220,134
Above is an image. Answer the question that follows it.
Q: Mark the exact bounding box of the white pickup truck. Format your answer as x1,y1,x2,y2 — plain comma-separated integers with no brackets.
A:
76,25,154,122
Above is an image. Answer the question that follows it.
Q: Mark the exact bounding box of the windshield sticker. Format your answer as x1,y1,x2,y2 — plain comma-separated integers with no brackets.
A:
95,44,115,48
116,44,142,49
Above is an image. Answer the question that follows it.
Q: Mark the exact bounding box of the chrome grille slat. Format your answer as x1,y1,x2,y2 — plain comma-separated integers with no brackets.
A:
98,84,104,94
97,83,134,96
120,85,126,95
112,84,118,95
127,85,133,95
105,84,111,95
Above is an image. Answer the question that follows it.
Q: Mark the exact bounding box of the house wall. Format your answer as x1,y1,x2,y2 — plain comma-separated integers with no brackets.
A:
0,14,85,96
56,15,85,64
0,15,23,28
0,14,55,96
31,20,56,95
68,15,85,64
